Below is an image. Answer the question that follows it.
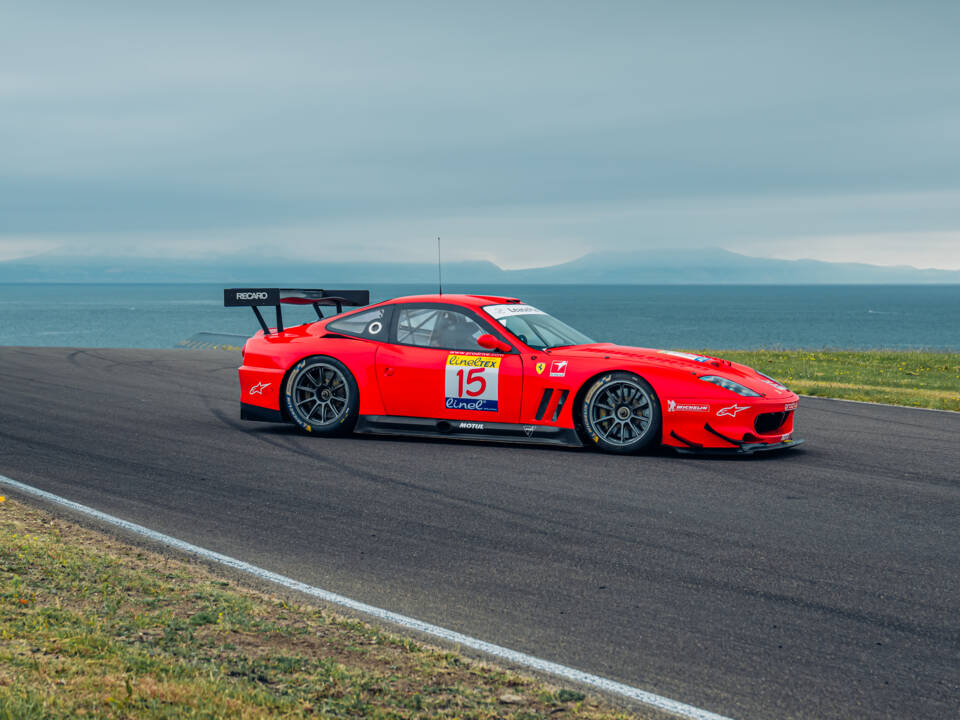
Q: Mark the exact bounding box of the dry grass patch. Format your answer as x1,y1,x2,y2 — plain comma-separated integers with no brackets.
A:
0,498,657,720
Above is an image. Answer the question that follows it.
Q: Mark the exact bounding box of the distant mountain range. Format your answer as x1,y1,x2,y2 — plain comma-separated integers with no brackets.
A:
1,250,958,284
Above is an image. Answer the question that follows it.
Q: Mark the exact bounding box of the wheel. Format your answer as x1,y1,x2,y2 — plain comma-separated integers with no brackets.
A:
579,372,661,454
284,356,358,435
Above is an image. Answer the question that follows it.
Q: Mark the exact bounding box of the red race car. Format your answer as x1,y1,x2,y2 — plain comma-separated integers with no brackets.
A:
224,288,803,455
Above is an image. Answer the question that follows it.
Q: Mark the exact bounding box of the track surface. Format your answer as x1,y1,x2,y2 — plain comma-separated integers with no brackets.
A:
1,347,957,719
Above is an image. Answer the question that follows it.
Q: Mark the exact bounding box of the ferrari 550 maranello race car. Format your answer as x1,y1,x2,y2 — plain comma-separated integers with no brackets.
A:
224,288,803,455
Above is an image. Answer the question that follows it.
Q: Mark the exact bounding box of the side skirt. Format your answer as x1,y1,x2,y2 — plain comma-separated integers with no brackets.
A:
354,415,583,448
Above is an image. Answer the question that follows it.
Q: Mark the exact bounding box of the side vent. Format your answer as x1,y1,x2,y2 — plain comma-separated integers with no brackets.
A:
552,389,570,422
534,389,554,421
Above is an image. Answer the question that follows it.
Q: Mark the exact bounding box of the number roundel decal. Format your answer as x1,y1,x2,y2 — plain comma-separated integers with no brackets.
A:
445,354,500,411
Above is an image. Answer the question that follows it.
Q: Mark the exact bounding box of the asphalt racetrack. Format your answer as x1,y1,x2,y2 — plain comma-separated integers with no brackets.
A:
1,347,957,719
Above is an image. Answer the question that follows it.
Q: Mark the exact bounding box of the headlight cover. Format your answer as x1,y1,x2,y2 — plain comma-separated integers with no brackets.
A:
699,375,762,397
757,371,789,391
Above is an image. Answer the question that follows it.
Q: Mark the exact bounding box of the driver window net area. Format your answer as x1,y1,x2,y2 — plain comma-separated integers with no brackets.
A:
397,308,485,351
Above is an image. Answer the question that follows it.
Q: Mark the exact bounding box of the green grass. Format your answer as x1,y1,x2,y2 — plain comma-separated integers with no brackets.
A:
0,499,650,720
695,349,960,411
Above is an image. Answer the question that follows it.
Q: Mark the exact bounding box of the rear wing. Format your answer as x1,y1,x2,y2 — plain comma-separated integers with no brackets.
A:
223,288,370,335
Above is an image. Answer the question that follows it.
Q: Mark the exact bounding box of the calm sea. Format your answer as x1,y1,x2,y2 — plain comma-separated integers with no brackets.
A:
0,283,958,351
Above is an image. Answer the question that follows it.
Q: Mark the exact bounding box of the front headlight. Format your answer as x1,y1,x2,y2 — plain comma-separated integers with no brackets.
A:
699,375,761,397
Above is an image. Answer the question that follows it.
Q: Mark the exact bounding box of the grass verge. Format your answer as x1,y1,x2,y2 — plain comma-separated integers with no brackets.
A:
0,498,649,720
697,349,960,411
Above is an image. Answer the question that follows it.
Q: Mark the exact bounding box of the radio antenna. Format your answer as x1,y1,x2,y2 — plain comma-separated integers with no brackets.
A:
437,236,443,295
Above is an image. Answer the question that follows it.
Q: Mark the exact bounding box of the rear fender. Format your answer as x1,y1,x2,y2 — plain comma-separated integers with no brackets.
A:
239,334,387,417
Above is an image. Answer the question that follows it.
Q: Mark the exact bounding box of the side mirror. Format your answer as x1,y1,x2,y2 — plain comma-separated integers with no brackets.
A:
477,334,511,353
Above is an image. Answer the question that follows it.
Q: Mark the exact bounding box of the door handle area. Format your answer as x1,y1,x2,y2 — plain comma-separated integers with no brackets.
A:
383,367,395,376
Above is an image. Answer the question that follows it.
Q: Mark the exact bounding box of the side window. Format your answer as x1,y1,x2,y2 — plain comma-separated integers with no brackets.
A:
397,308,438,346
396,307,485,351
327,307,387,339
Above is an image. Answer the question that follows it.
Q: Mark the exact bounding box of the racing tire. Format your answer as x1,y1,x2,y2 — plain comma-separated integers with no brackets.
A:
284,355,359,436
579,372,661,454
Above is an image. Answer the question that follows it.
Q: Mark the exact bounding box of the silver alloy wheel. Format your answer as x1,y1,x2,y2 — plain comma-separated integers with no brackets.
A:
291,361,350,426
587,378,654,447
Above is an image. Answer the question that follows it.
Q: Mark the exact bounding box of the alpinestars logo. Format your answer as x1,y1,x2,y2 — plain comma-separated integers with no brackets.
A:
716,404,749,417
249,381,271,395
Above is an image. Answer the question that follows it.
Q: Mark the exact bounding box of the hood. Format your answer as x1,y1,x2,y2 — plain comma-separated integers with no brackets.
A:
556,343,794,398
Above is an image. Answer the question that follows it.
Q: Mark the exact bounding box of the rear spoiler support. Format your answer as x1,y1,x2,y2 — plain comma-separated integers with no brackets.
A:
224,288,370,335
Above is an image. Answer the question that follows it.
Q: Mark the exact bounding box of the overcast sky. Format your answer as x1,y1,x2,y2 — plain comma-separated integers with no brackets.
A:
2,1,959,269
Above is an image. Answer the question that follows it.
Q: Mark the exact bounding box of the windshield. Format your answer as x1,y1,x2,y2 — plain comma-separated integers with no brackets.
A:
483,304,594,350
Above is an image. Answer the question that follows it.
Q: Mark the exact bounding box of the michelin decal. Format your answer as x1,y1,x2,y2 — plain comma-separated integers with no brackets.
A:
667,400,709,412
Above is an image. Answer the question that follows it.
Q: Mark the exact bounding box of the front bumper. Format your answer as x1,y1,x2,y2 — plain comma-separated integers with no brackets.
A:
663,394,801,451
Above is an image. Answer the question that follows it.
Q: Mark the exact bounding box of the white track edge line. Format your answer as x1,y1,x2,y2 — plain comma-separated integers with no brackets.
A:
799,394,959,414
0,474,733,720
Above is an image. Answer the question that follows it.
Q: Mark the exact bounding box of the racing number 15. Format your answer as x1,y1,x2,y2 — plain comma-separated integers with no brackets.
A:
457,367,486,397
445,354,500,412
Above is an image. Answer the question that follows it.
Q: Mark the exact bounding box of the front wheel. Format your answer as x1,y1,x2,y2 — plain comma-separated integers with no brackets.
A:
579,372,661,454
284,356,358,435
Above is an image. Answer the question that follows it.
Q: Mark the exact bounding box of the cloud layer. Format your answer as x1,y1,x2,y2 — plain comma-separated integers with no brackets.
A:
2,1,959,268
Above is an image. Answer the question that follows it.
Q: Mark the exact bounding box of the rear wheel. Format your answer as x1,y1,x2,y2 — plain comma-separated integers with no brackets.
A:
579,372,661,454
284,356,358,435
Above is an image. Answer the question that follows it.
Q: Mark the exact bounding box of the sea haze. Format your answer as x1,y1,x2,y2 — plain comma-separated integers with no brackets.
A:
3,250,960,284
0,284,957,351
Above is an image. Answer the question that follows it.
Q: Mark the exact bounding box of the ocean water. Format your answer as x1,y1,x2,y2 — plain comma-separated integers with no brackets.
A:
0,283,958,351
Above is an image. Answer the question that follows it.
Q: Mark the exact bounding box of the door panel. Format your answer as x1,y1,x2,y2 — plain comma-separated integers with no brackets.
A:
376,344,523,422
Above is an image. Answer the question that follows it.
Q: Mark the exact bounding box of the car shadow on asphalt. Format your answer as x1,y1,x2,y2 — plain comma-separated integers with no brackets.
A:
241,423,806,461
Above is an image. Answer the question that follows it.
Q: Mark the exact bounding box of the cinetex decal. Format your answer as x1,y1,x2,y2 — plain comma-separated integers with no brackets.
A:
445,354,501,411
